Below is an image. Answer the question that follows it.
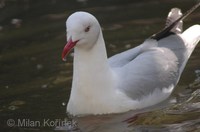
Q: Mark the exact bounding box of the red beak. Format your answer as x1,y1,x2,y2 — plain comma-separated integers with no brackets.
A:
62,38,79,61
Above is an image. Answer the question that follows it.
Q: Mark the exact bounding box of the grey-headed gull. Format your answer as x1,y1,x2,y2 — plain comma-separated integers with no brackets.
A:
62,3,200,115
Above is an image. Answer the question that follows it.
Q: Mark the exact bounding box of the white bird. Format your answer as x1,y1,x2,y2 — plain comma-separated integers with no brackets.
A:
62,3,200,116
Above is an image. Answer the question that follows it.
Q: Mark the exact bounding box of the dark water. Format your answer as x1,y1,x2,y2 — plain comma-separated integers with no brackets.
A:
0,0,200,131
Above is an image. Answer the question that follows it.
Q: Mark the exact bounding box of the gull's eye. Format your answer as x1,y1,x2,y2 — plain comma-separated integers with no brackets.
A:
84,26,90,32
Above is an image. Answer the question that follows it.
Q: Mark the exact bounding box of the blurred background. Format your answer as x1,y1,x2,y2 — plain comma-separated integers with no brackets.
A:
0,0,200,131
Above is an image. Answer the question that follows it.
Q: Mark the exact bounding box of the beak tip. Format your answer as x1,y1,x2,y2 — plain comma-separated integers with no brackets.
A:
62,38,77,62
62,54,67,61
62,57,67,62
62,53,67,61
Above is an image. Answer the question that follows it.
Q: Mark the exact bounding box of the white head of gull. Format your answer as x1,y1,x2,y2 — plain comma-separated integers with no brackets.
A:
62,4,200,116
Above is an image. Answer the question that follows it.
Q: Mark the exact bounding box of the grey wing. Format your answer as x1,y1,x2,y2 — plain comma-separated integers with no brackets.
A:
108,2,200,100
108,45,142,68
108,39,157,67
116,36,186,100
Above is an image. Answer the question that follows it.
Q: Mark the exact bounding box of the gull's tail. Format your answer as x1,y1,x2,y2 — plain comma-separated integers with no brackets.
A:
165,8,183,34
151,2,200,40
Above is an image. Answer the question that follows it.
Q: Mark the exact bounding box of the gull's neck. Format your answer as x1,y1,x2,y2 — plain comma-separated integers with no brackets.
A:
72,30,114,91
69,30,116,113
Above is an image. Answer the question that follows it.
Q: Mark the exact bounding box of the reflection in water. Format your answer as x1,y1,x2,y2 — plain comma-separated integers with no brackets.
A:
0,0,199,131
